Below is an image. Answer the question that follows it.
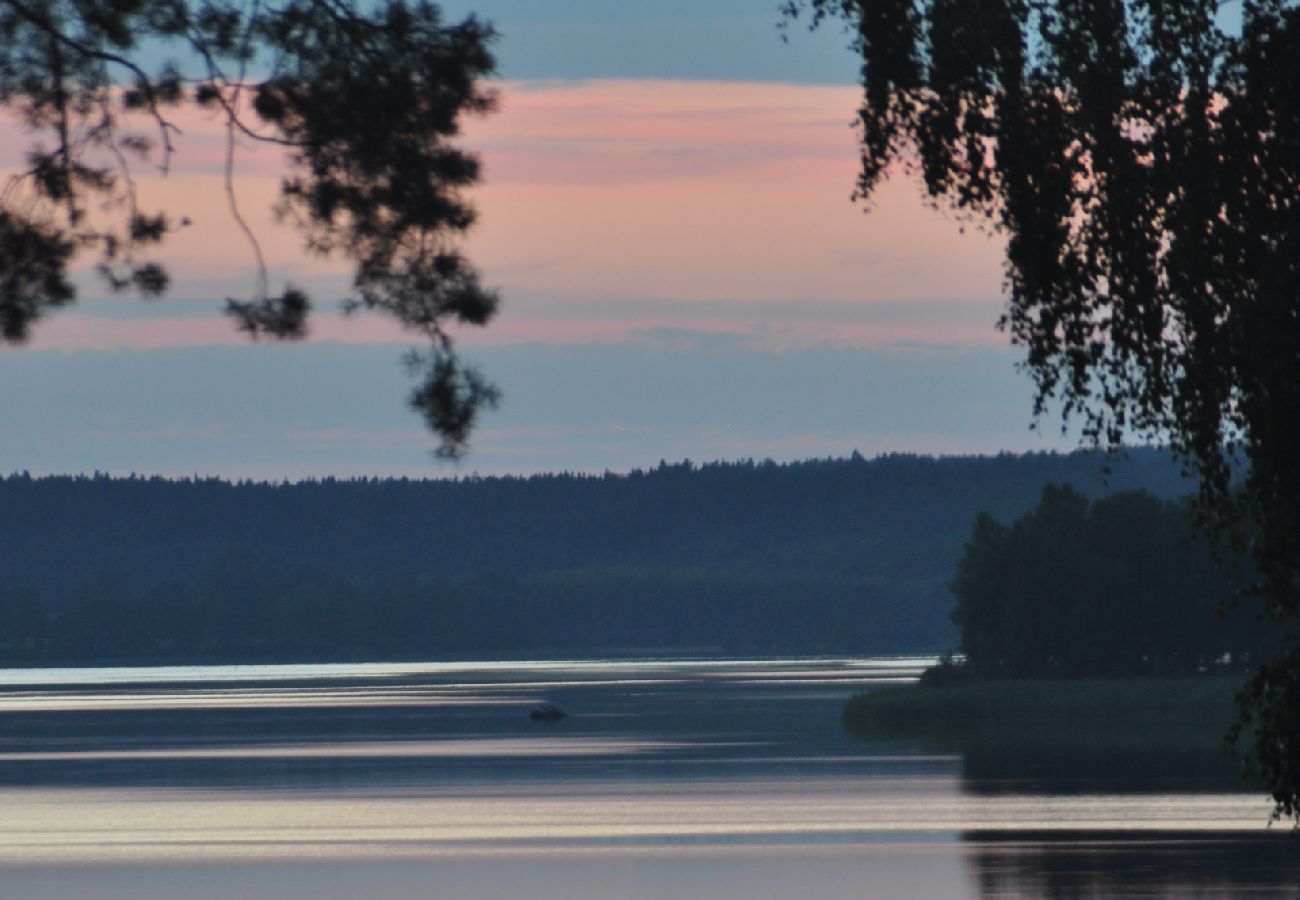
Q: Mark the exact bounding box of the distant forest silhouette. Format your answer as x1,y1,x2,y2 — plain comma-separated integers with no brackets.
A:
0,450,1194,664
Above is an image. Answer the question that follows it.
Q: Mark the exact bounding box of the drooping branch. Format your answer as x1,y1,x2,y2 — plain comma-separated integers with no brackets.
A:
0,0,502,457
789,0,1300,821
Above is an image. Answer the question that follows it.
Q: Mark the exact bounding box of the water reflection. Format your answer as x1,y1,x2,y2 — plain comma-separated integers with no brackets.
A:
0,737,680,762
0,657,1295,899
958,740,1247,795
966,831,1300,899
0,657,943,790
31,777,1270,866
0,656,932,688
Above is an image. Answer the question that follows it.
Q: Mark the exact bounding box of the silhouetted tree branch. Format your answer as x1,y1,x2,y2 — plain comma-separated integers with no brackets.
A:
0,0,499,457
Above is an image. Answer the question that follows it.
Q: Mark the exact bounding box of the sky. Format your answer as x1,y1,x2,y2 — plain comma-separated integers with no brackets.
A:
0,2,1077,478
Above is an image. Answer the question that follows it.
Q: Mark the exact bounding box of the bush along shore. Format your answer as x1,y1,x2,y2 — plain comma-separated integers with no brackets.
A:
842,671,1245,752
838,483,1272,791
840,671,1259,795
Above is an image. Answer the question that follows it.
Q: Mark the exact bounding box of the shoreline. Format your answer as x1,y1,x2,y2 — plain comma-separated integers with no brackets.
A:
843,675,1246,749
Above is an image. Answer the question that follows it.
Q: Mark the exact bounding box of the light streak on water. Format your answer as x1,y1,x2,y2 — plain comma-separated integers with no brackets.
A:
0,781,1276,866
0,657,1292,898
0,656,939,688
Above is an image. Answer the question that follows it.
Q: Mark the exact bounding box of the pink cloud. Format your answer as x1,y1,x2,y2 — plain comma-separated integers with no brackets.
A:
458,80,1005,308
8,79,1008,353
31,312,416,352
463,80,860,185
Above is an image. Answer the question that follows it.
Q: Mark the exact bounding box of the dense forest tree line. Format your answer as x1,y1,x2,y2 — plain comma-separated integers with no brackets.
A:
949,486,1274,678
0,565,944,663
0,450,1190,664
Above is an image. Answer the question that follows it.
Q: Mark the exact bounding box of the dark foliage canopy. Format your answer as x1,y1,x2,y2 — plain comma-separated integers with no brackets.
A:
0,0,499,456
787,0,1300,820
0,450,1184,663
950,484,1268,677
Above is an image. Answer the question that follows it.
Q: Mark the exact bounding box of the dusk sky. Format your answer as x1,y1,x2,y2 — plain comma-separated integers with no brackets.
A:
2,1,1077,478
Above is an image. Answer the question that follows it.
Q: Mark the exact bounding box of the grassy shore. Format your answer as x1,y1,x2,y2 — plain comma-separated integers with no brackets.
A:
844,675,1245,750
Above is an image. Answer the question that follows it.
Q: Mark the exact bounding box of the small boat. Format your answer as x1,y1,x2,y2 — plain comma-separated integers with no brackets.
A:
529,702,567,722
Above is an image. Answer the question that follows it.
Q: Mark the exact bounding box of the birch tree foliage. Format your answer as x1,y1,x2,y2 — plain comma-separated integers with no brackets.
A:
785,0,1300,819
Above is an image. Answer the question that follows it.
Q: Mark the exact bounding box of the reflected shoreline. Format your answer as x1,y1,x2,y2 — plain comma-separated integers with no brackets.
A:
0,657,1295,899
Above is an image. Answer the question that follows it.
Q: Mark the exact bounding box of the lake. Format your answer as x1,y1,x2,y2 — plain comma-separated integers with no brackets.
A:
0,658,1295,898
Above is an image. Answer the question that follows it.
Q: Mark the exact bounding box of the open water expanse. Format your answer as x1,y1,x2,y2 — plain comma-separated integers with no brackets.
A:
0,657,1295,898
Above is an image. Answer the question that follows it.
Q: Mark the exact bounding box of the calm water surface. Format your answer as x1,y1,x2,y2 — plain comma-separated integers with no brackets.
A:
0,658,1294,898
